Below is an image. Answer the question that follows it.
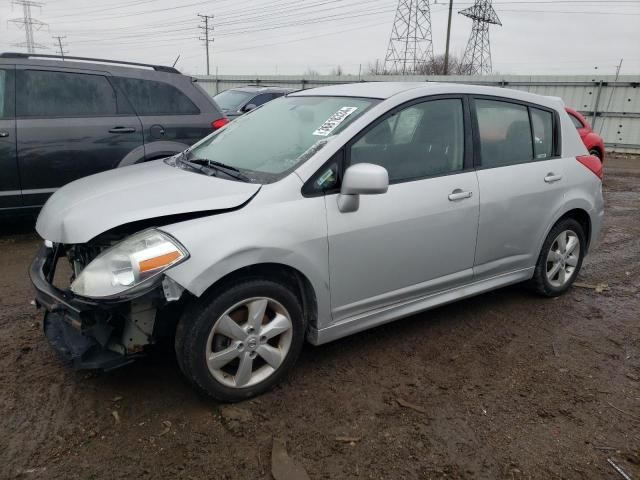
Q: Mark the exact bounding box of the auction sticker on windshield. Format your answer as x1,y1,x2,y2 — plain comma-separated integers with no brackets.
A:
313,107,358,136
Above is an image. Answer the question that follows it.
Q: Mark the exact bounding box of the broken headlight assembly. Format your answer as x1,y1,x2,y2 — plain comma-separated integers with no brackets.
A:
70,229,188,299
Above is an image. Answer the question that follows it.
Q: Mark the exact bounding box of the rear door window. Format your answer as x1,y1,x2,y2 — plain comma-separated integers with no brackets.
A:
475,99,533,167
111,77,199,115
17,70,117,117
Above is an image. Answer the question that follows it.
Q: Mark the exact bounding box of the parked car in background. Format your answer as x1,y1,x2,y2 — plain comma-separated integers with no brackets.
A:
31,82,603,402
213,85,294,120
565,107,605,161
0,52,228,215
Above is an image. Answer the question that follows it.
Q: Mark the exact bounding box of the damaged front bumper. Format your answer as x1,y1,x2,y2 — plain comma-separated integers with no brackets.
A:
30,244,173,370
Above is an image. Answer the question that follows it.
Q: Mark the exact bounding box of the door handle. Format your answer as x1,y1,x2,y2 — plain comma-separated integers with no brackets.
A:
108,127,136,133
448,189,473,201
0,131,9,138
544,173,562,183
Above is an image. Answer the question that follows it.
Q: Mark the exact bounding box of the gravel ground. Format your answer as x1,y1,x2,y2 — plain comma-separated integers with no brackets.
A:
0,154,638,479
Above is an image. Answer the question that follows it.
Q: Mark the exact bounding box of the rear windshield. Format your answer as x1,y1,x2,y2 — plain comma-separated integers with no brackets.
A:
187,95,379,182
214,90,254,111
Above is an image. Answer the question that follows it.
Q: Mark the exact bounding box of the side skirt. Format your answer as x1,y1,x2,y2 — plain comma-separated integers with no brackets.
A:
306,267,534,345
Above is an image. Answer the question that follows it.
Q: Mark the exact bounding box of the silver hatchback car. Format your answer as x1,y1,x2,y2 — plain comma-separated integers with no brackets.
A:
31,82,604,402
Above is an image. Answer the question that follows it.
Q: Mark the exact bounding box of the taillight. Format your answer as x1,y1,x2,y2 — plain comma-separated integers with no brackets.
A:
211,118,229,130
576,155,603,180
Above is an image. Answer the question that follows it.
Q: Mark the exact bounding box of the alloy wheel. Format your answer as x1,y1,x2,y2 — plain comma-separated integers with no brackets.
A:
546,229,581,288
205,297,293,388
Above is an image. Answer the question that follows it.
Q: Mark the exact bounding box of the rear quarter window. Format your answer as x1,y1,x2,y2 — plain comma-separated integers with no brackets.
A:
531,108,554,160
112,77,200,115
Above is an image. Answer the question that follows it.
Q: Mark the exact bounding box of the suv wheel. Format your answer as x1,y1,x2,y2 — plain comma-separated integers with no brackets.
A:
530,218,585,297
175,279,305,402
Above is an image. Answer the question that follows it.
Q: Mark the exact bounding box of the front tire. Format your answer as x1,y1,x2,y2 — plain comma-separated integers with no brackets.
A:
175,279,305,402
530,218,586,297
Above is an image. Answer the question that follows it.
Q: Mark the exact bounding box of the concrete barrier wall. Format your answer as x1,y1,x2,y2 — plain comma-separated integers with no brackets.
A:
196,74,640,154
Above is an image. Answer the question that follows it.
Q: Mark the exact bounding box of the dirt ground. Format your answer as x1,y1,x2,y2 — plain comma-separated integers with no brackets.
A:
1,154,638,480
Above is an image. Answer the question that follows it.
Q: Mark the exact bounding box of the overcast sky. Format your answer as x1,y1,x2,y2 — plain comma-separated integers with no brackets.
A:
1,0,639,76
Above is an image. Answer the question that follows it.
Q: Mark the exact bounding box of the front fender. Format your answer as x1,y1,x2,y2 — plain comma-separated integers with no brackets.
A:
160,178,332,331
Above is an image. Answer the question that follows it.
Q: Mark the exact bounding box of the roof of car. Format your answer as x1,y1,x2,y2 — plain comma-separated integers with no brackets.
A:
0,52,180,74
230,85,294,93
290,81,565,111
290,82,429,99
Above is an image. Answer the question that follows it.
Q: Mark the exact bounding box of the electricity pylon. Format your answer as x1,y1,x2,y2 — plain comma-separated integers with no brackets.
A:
384,0,434,75
459,0,501,75
10,0,47,53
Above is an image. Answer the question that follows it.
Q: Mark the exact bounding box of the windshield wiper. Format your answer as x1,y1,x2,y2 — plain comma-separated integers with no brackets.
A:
178,152,251,182
189,158,251,182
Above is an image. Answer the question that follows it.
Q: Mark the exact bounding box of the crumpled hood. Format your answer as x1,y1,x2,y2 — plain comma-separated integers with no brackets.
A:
36,159,261,244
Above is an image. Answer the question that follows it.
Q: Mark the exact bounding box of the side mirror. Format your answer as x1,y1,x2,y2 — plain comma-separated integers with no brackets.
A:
337,163,389,213
243,103,257,112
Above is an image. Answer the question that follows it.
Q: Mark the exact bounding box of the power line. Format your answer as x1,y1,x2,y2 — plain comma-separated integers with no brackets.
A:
9,0,48,53
52,34,68,59
198,13,214,75
68,4,398,44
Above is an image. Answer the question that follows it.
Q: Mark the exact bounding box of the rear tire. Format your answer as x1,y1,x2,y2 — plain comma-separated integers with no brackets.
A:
530,218,586,297
589,148,602,161
175,278,305,402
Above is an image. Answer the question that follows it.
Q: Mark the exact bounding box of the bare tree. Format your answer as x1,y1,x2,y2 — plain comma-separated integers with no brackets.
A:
364,59,385,75
365,54,470,76
416,54,469,75
331,65,344,76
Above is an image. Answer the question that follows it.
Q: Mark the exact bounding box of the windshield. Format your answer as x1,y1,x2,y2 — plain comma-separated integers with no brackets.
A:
213,89,254,111
187,95,379,182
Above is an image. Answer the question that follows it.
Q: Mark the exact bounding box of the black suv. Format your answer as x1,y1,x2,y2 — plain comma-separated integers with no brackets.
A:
0,53,227,214
213,85,294,120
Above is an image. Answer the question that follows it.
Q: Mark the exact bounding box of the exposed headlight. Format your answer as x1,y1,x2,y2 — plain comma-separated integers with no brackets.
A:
70,229,188,299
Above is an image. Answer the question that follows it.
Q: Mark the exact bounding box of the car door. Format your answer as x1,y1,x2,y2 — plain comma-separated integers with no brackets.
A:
110,76,211,149
472,97,565,279
0,65,21,210
324,97,479,322
15,67,143,207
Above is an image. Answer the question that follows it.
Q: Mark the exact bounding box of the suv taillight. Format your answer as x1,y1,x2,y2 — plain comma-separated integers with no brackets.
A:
576,155,603,180
212,118,229,130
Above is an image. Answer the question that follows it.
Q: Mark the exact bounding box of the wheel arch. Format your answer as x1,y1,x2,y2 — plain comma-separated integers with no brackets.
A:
546,207,592,252
118,141,190,167
197,262,319,336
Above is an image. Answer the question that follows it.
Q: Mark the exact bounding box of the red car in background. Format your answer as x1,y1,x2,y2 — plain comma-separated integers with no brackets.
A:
565,107,606,162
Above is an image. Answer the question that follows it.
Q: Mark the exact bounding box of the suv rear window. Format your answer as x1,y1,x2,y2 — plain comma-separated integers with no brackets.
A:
17,70,117,117
112,77,199,115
